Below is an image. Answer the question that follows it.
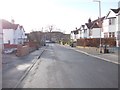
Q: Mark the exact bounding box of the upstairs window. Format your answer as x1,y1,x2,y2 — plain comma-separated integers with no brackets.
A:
109,18,115,25
104,33,108,38
109,32,112,37
112,32,115,37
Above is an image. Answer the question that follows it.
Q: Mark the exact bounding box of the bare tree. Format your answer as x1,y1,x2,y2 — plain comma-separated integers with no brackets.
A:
49,25,53,32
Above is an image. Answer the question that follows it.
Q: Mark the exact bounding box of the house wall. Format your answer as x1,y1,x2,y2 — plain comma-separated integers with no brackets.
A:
0,20,2,90
79,31,82,38
15,26,21,44
70,33,78,41
0,20,3,70
118,2,120,32
103,19,109,32
81,30,87,38
21,28,26,40
87,29,90,38
117,1,120,47
108,24,117,33
0,20,3,46
84,31,87,38
103,17,117,38
3,29,14,44
118,1,120,31
77,31,80,39
102,19,109,38
91,28,101,38
81,30,84,38
14,27,26,44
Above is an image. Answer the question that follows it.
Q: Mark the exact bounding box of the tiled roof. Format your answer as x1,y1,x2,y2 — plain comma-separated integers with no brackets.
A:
85,22,93,29
20,25,25,32
86,16,105,29
1,19,19,30
71,30,79,34
111,8,120,14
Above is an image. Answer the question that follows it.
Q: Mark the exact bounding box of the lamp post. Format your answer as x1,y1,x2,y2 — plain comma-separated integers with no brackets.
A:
93,0,102,53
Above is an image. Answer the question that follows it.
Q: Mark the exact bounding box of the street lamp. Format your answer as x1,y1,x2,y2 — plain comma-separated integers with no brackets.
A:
93,0,102,53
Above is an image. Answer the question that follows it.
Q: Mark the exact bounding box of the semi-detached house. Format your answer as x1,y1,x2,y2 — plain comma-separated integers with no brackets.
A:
102,8,120,47
85,17,105,38
71,6,120,47
117,1,120,47
1,19,26,46
71,17,105,41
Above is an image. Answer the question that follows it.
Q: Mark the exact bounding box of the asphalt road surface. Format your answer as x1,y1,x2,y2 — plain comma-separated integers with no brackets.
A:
19,43,118,88
2,48,45,88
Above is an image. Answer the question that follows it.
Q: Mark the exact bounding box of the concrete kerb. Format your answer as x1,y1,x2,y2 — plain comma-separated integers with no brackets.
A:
74,49,119,64
13,46,47,89
60,44,119,64
75,46,119,64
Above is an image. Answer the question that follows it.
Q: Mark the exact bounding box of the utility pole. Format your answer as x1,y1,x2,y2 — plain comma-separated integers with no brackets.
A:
93,0,102,53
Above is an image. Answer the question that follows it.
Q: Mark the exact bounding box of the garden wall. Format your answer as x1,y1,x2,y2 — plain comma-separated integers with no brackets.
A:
77,38,116,47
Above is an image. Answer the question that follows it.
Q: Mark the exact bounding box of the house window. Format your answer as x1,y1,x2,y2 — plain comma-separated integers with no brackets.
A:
109,32,112,37
109,32,115,38
109,18,115,25
112,32,115,37
104,33,108,38
109,19,111,25
8,40,10,44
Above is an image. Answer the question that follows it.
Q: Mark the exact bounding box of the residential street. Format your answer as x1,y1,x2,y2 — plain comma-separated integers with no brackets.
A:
2,47,46,88
1,0,120,89
17,43,118,88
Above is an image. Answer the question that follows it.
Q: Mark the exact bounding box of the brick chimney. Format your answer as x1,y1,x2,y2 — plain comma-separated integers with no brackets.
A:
88,18,91,23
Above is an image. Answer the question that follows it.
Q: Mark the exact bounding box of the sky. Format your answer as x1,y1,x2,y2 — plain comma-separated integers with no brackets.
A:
0,0,119,34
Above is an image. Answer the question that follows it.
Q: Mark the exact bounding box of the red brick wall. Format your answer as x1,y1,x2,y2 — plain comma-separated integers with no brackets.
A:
16,44,29,56
77,38,116,47
4,44,17,48
24,41,39,48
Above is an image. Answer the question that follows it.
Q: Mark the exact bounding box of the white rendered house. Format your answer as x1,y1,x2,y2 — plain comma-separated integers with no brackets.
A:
102,8,120,47
85,17,105,39
1,19,26,45
117,1,120,47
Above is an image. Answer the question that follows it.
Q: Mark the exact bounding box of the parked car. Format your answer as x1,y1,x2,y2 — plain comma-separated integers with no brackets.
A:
70,42,76,47
3,48,17,54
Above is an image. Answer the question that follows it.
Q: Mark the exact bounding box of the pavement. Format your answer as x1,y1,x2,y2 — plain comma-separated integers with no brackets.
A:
2,46,47,88
61,44,119,64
